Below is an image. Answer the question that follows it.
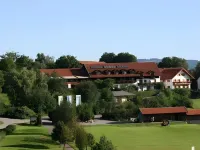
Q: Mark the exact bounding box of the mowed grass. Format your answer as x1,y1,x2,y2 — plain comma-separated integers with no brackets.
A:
0,125,61,150
192,98,200,108
85,124,200,150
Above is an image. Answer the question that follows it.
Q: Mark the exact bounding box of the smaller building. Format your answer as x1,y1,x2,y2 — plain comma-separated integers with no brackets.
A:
160,68,194,89
187,109,200,124
197,77,200,90
139,107,187,122
112,91,135,103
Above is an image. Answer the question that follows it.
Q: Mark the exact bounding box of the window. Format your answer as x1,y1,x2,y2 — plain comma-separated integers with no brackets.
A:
144,80,147,83
167,80,170,82
187,79,190,82
168,86,170,88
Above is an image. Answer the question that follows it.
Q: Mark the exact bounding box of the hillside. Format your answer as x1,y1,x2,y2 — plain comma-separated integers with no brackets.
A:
138,58,199,69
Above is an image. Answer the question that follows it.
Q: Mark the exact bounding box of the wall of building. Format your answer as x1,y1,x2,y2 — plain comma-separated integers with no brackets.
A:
163,79,174,89
163,70,192,89
198,77,200,90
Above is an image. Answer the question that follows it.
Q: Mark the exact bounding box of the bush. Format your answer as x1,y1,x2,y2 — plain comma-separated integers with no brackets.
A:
154,82,164,90
5,106,36,119
102,102,138,121
5,125,16,135
77,103,94,122
0,130,6,141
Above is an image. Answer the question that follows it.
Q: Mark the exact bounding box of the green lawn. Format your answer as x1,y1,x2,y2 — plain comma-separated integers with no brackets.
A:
0,125,61,150
85,124,200,150
192,98,200,108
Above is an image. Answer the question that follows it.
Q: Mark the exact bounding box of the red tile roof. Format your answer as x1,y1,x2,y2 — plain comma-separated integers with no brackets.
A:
140,107,187,115
40,68,87,77
40,68,73,76
79,61,105,64
84,62,161,78
187,109,200,116
160,68,194,81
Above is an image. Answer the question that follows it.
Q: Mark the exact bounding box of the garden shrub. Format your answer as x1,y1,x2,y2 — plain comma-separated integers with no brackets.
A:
0,130,6,141
5,125,16,135
5,106,36,119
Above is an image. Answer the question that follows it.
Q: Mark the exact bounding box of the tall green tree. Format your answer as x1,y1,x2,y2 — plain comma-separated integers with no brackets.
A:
16,55,33,69
75,126,88,150
55,55,80,68
194,61,200,78
87,133,95,149
35,53,55,69
158,57,188,69
75,81,100,103
113,52,137,63
52,100,73,124
0,71,4,93
3,69,36,106
51,121,73,150
99,52,116,63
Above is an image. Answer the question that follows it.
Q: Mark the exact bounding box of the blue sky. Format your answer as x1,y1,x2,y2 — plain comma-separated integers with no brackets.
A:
0,0,200,60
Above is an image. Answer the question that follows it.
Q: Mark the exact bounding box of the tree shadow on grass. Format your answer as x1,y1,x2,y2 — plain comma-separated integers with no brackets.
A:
2,144,49,149
23,136,58,145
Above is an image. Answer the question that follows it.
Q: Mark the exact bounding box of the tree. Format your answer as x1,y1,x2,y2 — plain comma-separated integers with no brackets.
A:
75,126,87,150
16,55,33,69
158,57,188,69
0,71,4,93
99,52,116,63
114,52,137,63
101,88,114,102
75,81,100,103
194,61,200,78
52,100,73,124
28,87,56,125
3,69,37,106
94,79,115,89
35,53,55,69
0,57,16,71
77,103,94,122
92,136,116,150
55,55,80,68
87,133,95,149
51,121,73,150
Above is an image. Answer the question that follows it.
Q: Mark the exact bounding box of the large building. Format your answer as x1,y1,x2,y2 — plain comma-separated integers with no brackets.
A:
160,68,194,89
40,62,161,91
40,61,195,90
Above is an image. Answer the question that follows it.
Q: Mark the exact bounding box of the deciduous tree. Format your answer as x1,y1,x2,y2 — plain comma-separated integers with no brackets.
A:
75,126,87,150
55,55,80,68
158,57,188,69
99,52,116,63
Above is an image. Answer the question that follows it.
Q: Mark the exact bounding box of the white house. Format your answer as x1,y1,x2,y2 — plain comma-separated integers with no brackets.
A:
160,68,194,89
197,77,200,90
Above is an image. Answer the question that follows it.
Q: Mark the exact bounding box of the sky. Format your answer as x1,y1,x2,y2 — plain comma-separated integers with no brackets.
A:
0,0,200,61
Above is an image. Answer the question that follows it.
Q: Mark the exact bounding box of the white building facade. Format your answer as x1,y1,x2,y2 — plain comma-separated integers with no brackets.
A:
160,68,194,89
197,77,200,90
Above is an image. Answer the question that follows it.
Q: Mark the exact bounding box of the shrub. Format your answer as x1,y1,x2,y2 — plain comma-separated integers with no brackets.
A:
5,125,16,135
77,103,94,122
5,106,36,119
102,101,138,121
0,130,6,141
154,82,164,90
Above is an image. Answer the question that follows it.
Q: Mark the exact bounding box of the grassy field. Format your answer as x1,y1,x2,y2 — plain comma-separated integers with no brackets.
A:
192,98,200,108
85,124,200,150
0,125,61,150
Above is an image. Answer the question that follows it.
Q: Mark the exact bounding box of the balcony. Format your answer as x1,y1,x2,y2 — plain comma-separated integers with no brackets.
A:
173,81,191,85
